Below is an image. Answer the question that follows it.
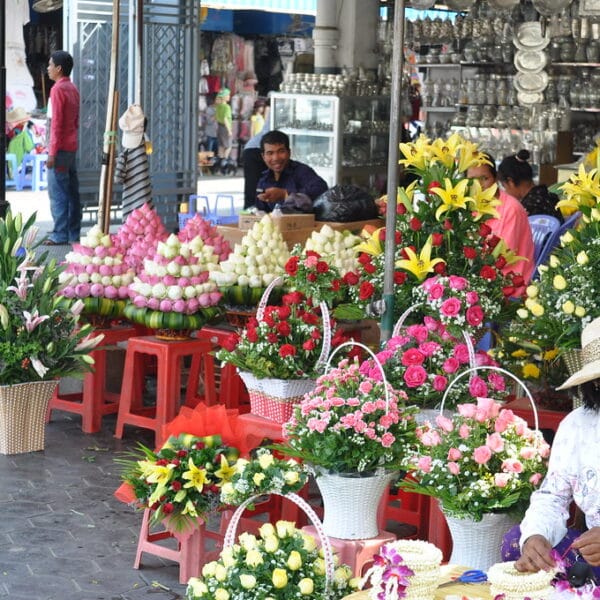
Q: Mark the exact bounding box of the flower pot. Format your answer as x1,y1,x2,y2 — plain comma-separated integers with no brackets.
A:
0,380,59,455
444,511,518,572
315,470,396,540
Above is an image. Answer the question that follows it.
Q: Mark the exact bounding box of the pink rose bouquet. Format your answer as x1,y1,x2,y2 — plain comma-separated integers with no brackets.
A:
401,397,551,520
280,359,418,473
359,317,508,409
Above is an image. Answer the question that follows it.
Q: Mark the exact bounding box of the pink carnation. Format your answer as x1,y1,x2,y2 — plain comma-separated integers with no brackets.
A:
453,344,471,364
432,375,448,392
419,341,441,357
421,430,441,447
359,380,373,394
304,255,318,268
473,445,492,465
381,432,395,448
469,377,489,399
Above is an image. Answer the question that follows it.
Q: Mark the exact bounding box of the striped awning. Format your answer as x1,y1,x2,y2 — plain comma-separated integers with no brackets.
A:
201,0,317,15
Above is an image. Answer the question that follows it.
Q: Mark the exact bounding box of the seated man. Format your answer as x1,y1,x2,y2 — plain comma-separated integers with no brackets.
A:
255,130,328,213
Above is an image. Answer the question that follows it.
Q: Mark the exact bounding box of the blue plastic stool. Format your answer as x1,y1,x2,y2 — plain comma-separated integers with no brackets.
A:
5,153,21,190
189,194,238,226
19,153,48,191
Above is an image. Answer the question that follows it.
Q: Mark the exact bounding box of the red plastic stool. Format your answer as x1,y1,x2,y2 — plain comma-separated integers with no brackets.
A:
196,325,248,411
134,508,222,584
115,335,216,445
302,525,396,578
46,325,137,433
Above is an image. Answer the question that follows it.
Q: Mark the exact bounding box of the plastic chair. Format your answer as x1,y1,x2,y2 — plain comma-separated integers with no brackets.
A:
190,193,238,226
533,211,581,278
18,153,49,191
528,214,561,263
5,153,21,190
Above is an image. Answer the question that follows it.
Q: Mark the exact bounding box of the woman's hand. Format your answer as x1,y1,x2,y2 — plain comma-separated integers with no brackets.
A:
572,527,600,566
515,535,556,572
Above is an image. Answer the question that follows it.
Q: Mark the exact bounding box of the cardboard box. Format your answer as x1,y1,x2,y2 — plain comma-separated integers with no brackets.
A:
238,213,315,232
217,225,314,251
315,218,383,233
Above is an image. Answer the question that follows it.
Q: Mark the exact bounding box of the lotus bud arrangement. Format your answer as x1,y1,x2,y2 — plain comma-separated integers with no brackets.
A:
304,224,361,275
177,214,232,262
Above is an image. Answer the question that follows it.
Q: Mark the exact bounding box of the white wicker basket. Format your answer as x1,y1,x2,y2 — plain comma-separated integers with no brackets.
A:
223,491,335,593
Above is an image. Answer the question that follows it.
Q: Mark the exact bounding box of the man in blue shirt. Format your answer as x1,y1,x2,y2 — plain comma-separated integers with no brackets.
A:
255,130,328,213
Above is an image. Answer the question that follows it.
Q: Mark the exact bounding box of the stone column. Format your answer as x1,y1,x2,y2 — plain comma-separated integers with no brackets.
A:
313,0,339,74
337,0,380,74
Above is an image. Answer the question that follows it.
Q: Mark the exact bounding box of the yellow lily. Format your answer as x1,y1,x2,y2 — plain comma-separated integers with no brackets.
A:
491,238,525,265
558,163,600,212
398,134,432,171
430,178,473,220
395,236,445,281
182,457,209,493
397,180,417,212
138,460,175,486
430,132,463,169
456,140,488,173
214,454,236,485
356,227,384,256
181,499,199,517
469,179,501,220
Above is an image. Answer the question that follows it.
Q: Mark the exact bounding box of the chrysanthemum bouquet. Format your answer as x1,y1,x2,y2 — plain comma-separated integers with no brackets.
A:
118,434,239,529
0,212,103,384
335,133,523,322
186,520,358,600
359,319,507,410
281,359,418,473
402,397,551,521
220,448,308,507
216,291,348,380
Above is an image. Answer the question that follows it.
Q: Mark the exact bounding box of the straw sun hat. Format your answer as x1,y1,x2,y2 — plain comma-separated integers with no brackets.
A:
557,316,600,389
6,107,31,125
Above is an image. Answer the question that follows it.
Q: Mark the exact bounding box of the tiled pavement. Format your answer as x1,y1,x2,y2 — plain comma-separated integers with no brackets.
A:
0,412,189,600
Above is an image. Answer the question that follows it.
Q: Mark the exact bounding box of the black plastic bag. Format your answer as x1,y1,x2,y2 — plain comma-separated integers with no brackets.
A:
313,185,377,222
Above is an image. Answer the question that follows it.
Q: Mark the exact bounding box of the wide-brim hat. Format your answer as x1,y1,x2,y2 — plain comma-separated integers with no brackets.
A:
556,316,600,389
119,104,145,149
6,107,31,125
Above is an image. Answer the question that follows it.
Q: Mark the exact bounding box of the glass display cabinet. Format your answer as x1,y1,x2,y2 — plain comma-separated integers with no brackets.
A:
270,93,390,190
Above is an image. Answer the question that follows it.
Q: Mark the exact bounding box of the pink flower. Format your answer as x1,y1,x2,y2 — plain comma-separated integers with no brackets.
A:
440,297,462,317
494,473,511,488
469,377,489,399
448,275,468,290
417,456,432,473
435,415,454,433
381,432,395,447
486,432,504,453
457,403,477,418
466,291,479,305
447,448,462,461
443,357,460,374
359,380,373,394
466,305,484,327
488,373,506,392
401,348,425,366
502,459,524,474
529,473,543,486
428,283,445,299
423,316,438,331
406,324,429,343
379,414,394,429
473,446,492,465
459,424,471,439
432,375,448,392
419,341,441,357
364,427,377,440
477,397,501,419
453,344,471,364
362,401,377,414
447,461,460,475
304,255,318,268
519,446,537,460
403,365,428,388
421,430,442,447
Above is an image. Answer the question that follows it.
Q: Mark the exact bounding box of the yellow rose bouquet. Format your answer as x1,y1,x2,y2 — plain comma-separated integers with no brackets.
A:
220,448,308,508
186,520,358,600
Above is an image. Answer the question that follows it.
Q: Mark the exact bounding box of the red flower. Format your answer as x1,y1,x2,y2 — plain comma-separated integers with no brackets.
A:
171,480,182,491
463,246,477,260
397,203,407,215
487,235,501,249
246,327,259,343
162,502,174,514
343,271,359,286
171,458,180,467
277,321,291,336
512,275,525,288
177,450,188,457
156,458,169,466
279,344,296,358
222,333,239,352
331,278,341,291
502,286,516,297
302,312,319,325
305,250,320,258
480,265,497,280
443,219,453,231
283,291,304,305
434,262,446,274
267,333,278,343
495,256,507,269
311,329,322,340
278,305,291,319
307,272,317,282
358,253,372,265
359,281,375,301
479,222,492,237
316,261,329,273
431,232,444,246
285,255,300,276
409,217,422,231
394,271,407,285
302,339,316,351
401,348,425,366
363,262,376,274
427,180,441,193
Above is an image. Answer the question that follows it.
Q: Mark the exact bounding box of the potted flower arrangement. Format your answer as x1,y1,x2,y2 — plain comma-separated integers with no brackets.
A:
335,133,523,324
186,520,358,600
217,290,350,423
401,394,551,570
279,355,418,539
0,212,103,454
118,433,240,531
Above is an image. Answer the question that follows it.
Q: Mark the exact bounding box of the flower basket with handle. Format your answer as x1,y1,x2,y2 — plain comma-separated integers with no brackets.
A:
238,276,332,423
414,366,545,571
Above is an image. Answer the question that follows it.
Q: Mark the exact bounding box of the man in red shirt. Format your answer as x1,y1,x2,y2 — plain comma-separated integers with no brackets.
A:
45,50,81,245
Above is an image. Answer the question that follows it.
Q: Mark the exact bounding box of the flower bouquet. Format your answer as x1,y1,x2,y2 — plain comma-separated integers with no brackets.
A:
220,448,308,508
335,133,523,323
118,433,239,531
279,348,418,539
186,519,358,600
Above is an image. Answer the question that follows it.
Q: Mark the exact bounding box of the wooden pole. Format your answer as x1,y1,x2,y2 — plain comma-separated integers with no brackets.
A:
98,0,120,233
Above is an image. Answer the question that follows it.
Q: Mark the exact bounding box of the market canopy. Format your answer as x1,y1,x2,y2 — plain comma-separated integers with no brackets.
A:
201,0,316,15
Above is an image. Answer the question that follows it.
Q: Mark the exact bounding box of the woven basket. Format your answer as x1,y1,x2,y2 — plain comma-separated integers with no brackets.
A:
0,380,58,455
224,492,335,593
562,348,584,409
238,276,332,423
